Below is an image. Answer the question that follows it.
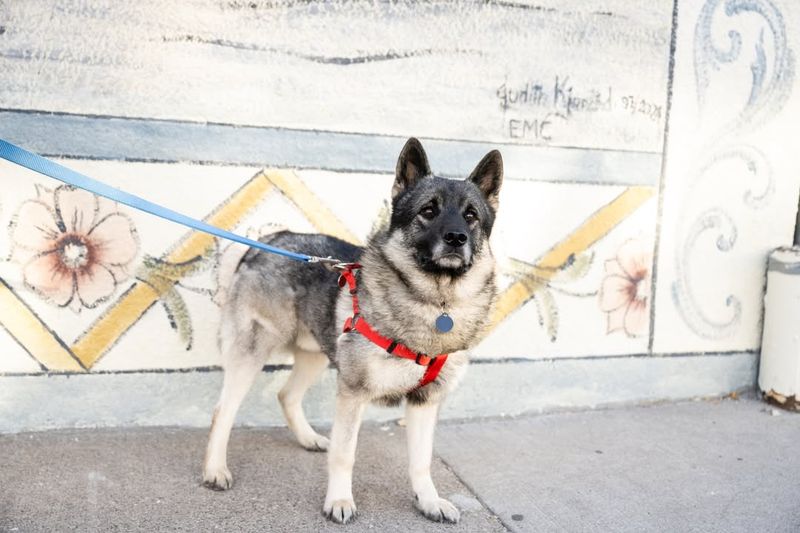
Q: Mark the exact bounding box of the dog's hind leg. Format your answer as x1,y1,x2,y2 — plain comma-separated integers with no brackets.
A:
203,345,264,491
406,401,460,523
278,349,330,451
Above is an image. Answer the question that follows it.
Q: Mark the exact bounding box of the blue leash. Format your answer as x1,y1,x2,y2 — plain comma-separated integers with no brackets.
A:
0,139,342,267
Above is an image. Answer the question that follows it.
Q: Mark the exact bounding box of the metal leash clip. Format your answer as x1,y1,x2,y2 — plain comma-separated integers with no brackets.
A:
308,256,353,272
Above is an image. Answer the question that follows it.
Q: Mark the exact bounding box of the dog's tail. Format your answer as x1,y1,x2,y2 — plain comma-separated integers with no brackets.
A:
213,223,287,306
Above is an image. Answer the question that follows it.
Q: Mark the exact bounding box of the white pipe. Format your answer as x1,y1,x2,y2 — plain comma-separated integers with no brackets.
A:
758,246,800,410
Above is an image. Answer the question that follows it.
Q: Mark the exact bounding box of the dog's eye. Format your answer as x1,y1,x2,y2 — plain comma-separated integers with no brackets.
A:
464,209,478,223
419,206,437,220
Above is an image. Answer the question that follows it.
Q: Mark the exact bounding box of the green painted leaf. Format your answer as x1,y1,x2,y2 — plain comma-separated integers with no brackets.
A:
554,251,595,282
160,287,193,351
533,288,559,342
140,253,211,280
368,200,392,239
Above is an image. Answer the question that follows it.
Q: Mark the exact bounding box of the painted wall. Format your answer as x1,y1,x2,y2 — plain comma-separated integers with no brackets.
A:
0,0,798,430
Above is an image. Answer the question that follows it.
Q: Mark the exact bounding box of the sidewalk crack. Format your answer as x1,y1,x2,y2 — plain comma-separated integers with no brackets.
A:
436,454,515,532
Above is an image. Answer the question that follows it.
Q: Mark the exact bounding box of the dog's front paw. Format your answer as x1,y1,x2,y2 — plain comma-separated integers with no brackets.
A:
298,432,330,452
414,496,460,523
202,465,233,491
323,498,357,524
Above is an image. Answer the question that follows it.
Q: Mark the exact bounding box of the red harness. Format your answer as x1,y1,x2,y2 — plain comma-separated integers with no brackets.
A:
337,264,448,389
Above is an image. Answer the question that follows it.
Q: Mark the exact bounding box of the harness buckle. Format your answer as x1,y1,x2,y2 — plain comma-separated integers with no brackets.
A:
343,314,360,333
415,353,432,366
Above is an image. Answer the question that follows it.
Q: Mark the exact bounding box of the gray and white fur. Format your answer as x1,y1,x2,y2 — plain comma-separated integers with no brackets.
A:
203,138,503,524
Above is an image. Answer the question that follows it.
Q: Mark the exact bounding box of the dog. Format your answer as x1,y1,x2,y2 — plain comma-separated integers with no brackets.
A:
202,138,503,524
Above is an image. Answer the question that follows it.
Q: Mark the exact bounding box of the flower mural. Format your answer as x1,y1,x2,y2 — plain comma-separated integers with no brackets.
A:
9,185,139,312
599,238,652,337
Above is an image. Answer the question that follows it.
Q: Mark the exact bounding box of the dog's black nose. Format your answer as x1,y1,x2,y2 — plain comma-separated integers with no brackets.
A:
443,231,468,247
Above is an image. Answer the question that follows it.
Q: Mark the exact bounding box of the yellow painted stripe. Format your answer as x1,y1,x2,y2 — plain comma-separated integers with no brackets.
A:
71,173,274,368
0,279,85,372
490,186,654,326
265,169,361,244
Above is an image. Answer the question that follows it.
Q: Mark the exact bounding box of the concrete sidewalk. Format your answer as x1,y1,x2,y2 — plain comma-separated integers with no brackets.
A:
1,396,798,532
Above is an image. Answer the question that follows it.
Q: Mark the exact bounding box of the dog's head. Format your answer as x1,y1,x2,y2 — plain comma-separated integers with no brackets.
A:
389,138,503,276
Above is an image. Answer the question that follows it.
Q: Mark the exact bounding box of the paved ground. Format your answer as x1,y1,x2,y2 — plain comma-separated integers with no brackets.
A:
1,396,798,532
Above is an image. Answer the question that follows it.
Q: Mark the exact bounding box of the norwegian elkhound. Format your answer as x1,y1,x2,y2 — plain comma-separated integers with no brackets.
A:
203,138,503,524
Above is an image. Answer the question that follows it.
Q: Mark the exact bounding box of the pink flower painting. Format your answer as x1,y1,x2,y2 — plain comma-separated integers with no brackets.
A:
598,239,652,337
9,185,139,312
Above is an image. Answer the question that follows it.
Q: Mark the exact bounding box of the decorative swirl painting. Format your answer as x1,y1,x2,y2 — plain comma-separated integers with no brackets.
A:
667,0,795,345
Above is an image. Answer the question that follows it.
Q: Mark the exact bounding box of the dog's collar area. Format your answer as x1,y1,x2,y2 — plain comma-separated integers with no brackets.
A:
338,265,448,389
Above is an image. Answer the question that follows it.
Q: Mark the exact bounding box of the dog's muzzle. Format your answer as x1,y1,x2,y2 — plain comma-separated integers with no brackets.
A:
431,240,472,270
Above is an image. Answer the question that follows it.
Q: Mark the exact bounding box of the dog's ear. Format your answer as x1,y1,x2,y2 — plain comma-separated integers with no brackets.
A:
467,150,503,211
393,138,432,198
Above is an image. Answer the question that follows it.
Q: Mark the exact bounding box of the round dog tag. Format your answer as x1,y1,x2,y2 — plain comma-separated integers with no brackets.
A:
435,313,454,333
